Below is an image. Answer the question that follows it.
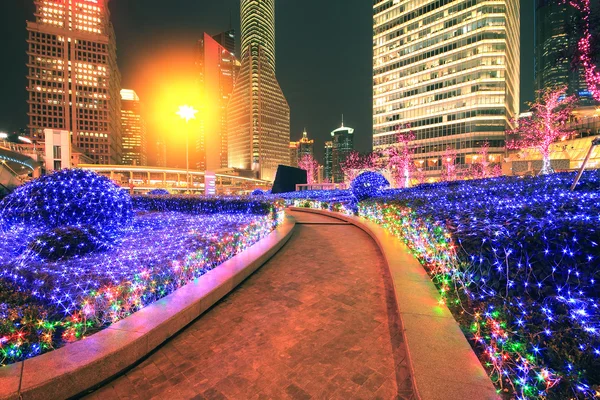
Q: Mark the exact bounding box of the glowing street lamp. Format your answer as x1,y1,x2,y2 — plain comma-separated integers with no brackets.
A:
177,105,198,191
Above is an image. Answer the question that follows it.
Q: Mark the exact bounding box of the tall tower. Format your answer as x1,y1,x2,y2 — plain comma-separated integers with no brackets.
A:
228,0,290,181
120,89,147,166
196,32,239,171
331,122,354,183
535,0,598,105
26,0,122,165
373,0,520,178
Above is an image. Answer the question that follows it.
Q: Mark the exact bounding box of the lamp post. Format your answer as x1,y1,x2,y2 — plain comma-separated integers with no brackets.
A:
176,105,198,192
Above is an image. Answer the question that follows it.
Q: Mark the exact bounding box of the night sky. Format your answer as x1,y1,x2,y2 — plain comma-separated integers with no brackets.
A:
0,1,534,166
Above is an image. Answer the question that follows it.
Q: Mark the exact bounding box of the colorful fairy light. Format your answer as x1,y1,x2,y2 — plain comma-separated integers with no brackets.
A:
290,171,600,399
0,176,283,366
350,171,390,201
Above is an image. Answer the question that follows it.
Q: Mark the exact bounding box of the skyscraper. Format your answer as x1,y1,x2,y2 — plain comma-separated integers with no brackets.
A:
120,89,147,166
298,129,314,160
331,122,354,183
26,0,122,165
196,32,239,171
227,0,290,181
212,29,236,55
156,136,167,167
373,0,520,177
535,0,598,105
324,141,333,183
289,141,299,167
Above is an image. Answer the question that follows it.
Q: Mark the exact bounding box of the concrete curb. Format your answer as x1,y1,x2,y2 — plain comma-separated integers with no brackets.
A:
289,207,499,400
0,216,296,400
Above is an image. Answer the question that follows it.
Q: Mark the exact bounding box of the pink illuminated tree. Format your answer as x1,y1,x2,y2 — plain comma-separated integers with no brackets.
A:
470,141,502,179
441,146,458,182
506,86,577,175
341,151,376,183
387,125,416,188
298,154,318,184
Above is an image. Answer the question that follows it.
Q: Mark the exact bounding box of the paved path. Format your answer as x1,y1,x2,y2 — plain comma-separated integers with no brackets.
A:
85,211,415,400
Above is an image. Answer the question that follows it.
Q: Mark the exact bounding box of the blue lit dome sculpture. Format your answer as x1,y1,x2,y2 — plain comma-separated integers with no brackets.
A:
0,169,133,258
350,171,390,201
251,189,265,196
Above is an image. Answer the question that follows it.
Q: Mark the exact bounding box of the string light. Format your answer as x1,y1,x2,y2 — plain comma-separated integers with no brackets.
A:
291,171,600,399
0,172,283,366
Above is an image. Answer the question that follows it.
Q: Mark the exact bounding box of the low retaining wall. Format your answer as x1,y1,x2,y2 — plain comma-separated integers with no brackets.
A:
289,207,498,400
0,216,295,400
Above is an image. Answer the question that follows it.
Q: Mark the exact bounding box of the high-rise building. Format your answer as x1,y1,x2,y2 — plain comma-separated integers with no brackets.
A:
212,29,236,55
26,0,122,164
373,0,520,177
535,0,598,105
156,136,167,167
331,123,354,183
196,32,239,171
227,0,290,181
298,129,314,160
324,141,333,182
289,129,314,167
120,89,147,166
289,141,299,167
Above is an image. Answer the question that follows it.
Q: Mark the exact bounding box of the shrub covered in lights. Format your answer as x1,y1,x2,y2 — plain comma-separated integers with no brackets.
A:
0,190,282,366
0,169,133,257
251,189,265,196
147,188,170,196
350,171,389,201
291,171,600,399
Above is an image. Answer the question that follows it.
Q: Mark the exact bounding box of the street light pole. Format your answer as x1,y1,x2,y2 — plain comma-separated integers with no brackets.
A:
176,105,198,193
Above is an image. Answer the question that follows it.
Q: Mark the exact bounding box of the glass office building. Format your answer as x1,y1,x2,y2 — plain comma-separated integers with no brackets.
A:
373,0,520,176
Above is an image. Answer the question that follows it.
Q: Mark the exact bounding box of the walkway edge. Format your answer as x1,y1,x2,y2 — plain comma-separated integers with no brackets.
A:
289,207,499,400
0,216,296,400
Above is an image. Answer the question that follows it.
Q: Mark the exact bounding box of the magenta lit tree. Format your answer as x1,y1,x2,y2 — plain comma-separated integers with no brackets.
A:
567,0,600,101
298,154,318,184
506,86,577,175
441,146,458,182
471,141,502,179
341,151,376,183
388,125,416,188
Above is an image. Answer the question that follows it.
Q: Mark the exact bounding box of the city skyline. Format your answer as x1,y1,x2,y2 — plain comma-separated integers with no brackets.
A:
0,1,535,166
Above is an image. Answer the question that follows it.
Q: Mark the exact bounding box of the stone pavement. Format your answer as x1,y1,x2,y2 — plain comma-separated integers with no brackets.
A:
84,211,416,400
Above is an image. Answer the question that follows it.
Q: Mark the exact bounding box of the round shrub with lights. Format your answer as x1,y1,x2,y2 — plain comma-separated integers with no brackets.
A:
148,188,170,196
350,171,389,201
0,169,133,257
251,189,265,196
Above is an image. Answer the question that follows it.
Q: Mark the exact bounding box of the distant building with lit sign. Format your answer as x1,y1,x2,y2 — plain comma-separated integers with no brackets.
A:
26,0,122,165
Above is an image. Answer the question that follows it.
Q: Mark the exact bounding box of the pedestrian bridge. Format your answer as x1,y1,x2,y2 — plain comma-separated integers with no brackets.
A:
78,164,271,195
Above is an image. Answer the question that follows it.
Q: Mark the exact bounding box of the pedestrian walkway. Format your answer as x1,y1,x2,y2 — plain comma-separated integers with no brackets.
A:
85,211,415,399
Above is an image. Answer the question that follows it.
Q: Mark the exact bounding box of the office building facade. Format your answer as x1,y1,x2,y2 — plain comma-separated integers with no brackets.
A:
27,0,122,164
196,32,239,171
228,0,290,181
331,124,354,183
212,29,236,55
535,0,598,105
324,141,333,182
120,89,147,166
289,141,299,167
373,0,520,176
